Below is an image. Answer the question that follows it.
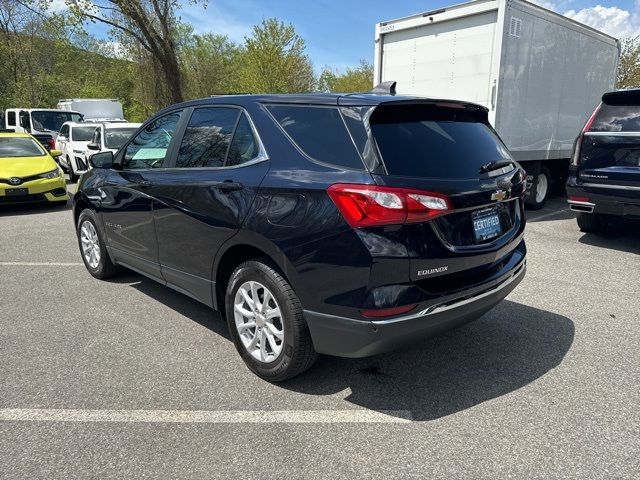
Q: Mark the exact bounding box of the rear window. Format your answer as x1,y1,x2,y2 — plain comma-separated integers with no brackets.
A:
266,105,364,170
370,104,511,178
591,104,640,132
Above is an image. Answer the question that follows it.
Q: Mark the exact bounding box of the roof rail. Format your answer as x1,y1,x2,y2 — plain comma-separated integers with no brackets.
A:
371,81,397,95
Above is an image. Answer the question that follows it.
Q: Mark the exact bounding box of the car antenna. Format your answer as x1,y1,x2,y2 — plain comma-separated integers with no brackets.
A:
371,81,397,95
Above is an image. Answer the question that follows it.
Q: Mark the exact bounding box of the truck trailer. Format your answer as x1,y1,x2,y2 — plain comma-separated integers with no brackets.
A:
374,0,619,208
57,98,125,122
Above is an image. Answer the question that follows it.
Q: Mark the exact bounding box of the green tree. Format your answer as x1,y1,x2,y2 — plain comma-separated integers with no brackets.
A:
181,33,240,98
237,18,314,93
318,60,373,93
617,36,640,89
64,0,204,105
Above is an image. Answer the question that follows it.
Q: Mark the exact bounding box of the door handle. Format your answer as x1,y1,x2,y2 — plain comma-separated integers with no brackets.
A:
135,179,153,188
216,180,243,192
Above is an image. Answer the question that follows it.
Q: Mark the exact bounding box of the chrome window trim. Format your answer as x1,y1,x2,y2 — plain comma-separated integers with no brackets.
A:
584,131,640,137
580,182,640,191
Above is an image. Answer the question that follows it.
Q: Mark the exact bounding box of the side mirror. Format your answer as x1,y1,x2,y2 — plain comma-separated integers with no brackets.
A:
89,151,114,169
49,149,62,158
87,142,100,151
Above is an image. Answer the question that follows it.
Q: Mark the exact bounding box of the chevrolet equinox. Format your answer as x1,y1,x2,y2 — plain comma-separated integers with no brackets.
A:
74,87,527,381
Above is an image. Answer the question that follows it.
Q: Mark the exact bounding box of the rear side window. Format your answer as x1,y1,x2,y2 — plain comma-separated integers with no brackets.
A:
370,104,510,178
591,104,640,132
7,111,16,126
267,105,364,170
226,113,259,167
176,107,239,168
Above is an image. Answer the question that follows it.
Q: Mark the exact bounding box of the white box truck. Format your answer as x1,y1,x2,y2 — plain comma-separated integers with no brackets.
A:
374,0,619,207
57,98,125,121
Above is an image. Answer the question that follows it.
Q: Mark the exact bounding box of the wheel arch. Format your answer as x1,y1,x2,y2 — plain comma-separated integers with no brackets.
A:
212,235,298,313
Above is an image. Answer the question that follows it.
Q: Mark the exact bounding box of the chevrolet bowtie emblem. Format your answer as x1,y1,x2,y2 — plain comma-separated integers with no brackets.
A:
491,190,508,201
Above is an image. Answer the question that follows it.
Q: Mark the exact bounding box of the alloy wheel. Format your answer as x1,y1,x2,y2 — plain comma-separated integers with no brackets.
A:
233,280,284,363
80,220,101,269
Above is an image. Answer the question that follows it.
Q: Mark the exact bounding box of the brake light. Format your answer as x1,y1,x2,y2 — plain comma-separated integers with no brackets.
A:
327,184,452,227
572,103,601,167
47,138,55,151
582,103,601,133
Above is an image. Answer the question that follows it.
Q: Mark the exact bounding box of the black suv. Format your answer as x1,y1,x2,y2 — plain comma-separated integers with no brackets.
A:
74,90,527,381
567,89,640,232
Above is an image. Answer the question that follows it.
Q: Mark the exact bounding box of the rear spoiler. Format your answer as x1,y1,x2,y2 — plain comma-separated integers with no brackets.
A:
602,89,640,106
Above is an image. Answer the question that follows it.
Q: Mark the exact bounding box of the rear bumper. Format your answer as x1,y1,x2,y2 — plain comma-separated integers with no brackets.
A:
305,260,526,358
567,177,640,219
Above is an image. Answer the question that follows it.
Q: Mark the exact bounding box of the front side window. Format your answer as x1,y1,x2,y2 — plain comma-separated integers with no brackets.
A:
176,107,239,168
124,111,181,169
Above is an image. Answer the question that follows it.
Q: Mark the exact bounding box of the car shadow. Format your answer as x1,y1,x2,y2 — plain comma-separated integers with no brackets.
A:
107,271,574,421
106,271,231,340
0,192,74,217
281,300,574,421
578,220,640,255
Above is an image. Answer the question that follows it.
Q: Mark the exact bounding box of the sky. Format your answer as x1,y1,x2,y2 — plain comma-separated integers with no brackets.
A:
52,0,640,72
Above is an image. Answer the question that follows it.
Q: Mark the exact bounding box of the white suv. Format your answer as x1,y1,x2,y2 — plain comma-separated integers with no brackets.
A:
56,121,102,181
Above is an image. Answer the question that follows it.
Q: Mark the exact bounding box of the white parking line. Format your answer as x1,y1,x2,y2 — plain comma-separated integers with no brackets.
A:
0,408,413,424
0,262,83,266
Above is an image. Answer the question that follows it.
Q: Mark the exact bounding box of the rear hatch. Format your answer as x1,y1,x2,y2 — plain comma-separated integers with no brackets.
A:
578,91,640,189
342,100,526,291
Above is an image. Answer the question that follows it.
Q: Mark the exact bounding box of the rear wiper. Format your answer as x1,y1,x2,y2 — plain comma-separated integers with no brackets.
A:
479,160,514,174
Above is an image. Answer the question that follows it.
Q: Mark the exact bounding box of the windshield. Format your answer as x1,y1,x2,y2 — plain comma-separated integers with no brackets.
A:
31,111,83,132
105,128,138,149
0,137,45,157
72,126,98,142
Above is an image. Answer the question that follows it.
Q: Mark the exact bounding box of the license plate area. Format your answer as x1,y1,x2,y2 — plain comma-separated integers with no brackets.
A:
4,187,28,196
472,207,502,243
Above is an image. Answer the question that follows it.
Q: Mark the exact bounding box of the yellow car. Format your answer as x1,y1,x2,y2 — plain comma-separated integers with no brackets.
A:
0,131,68,206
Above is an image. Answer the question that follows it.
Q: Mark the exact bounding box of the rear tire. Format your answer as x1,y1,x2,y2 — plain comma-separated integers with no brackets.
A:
225,259,318,382
526,166,551,210
576,212,607,234
76,209,119,279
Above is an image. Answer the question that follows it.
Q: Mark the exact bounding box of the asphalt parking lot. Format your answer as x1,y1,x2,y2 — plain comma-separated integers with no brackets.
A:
0,186,638,479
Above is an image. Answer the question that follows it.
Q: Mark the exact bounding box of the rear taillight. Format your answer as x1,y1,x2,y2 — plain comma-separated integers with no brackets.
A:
571,103,601,167
327,184,452,228
47,138,55,151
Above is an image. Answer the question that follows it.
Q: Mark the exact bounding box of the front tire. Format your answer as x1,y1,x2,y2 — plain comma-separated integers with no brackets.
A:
576,212,607,234
76,209,119,279
225,259,318,382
